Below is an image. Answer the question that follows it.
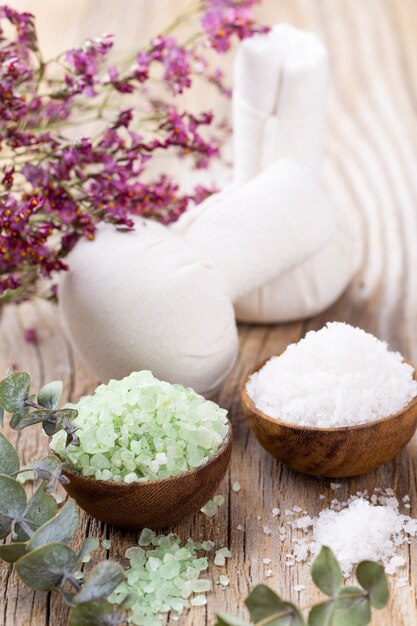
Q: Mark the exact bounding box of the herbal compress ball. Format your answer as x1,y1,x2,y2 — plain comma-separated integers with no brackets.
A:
59,159,336,395
50,371,229,483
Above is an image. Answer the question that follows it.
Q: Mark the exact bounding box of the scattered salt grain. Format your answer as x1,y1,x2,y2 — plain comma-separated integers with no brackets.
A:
272,507,280,517
102,539,111,550
236,524,243,531
318,494,325,500
246,322,417,427
218,575,229,587
262,558,271,565
265,569,273,577
292,506,302,513
51,370,229,482
263,526,272,536
109,530,215,624
293,584,305,592
201,495,225,518
284,492,417,577
232,481,241,492
396,578,408,588
214,547,232,567
330,482,341,490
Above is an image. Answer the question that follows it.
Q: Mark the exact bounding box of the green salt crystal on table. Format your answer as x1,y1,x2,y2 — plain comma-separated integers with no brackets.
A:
109,529,224,625
200,494,225,518
50,370,228,483
102,539,111,550
214,547,232,567
219,575,230,587
232,481,241,492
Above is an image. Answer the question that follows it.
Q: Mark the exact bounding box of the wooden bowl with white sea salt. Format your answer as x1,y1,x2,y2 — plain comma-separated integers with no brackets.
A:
50,371,232,528
241,323,417,477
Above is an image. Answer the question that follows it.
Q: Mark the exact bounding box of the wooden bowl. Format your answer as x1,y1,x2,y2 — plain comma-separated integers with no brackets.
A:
62,422,232,529
241,358,417,478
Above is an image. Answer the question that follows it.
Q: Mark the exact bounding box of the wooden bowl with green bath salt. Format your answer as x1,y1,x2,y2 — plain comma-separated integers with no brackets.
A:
241,323,417,478
50,371,232,528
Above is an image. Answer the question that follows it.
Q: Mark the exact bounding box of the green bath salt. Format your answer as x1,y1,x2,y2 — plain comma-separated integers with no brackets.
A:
50,371,229,483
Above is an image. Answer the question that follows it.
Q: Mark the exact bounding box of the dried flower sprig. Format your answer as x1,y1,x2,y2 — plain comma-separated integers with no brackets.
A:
0,1,268,304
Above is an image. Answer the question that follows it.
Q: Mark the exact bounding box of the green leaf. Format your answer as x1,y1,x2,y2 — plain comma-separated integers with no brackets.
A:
33,455,66,489
356,561,389,609
0,542,27,563
0,474,27,539
12,409,53,430
38,381,63,410
215,614,252,626
311,547,343,596
333,587,371,626
9,402,31,429
0,406,4,426
245,585,305,626
28,500,78,550
76,537,99,568
0,433,19,475
70,599,123,626
73,561,125,604
13,482,58,542
16,542,78,591
0,372,30,413
308,601,335,626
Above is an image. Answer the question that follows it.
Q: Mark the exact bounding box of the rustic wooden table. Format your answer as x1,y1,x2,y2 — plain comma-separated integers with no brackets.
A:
2,1,417,624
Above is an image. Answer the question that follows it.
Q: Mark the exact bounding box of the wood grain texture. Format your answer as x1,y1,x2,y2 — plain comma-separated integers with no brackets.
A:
62,426,232,529
242,359,417,478
2,0,417,625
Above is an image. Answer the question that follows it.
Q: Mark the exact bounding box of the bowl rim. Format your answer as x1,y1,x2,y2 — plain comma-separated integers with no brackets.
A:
60,418,233,488
241,355,417,433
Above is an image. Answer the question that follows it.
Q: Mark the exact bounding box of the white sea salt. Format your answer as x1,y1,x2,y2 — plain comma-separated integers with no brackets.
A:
246,322,417,427
262,558,271,565
272,507,280,517
285,492,417,577
232,481,241,492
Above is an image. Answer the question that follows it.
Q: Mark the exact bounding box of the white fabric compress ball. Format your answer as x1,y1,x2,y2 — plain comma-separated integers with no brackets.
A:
59,220,238,396
59,160,335,395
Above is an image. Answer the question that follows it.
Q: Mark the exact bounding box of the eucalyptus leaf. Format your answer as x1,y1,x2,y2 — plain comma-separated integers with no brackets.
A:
356,561,389,609
215,614,252,626
33,455,66,489
332,587,371,626
308,601,335,626
73,561,125,605
245,585,305,626
9,402,31,429
0,433,19,475
13,482,58,542
0,542,27,563
0,372,30,413
38,381,63,410
69,599,124,626
12,409,54,430
311,547,343,596
29,500,78,550
76,537,99,567
0,474,27,539
16,542,78,591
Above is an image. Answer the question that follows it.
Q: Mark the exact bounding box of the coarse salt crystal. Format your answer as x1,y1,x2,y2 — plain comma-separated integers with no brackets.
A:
272,507,280,517
263,526,272,535
330,482,341,490
293,584,305,592
232,481,241,492
265,569,273,577
262,558,272,565
246,323,417,427
286,494,416,577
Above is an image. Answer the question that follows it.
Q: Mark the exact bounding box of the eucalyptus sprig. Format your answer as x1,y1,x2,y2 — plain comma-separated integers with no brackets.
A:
216,546,389,626
0,370,128,626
